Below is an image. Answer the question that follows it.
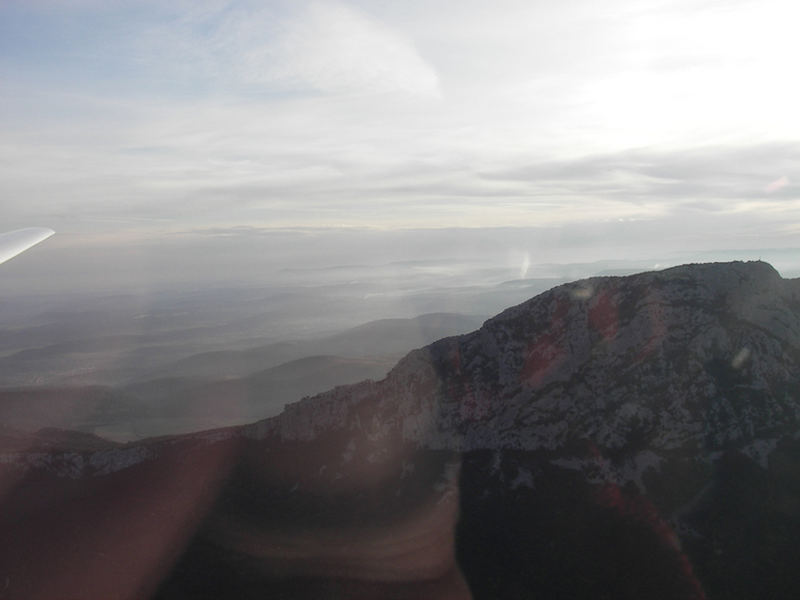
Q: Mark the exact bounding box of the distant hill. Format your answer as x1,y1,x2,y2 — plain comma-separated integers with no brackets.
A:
0,313,485,440
4,263,799,598
152,312,485,381
0,386,140,433
123,355,396,420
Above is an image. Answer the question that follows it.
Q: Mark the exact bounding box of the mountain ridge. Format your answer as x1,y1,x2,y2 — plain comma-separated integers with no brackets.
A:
2,260,800,599
255,260,799,458
3,260,798,480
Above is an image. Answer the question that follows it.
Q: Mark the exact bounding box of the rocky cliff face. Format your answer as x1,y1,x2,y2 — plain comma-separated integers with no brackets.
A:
236,260,800,600
256,260,800,464
2,261,799,599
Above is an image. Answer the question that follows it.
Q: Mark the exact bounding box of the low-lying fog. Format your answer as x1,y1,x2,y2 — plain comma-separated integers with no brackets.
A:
1,227,797,441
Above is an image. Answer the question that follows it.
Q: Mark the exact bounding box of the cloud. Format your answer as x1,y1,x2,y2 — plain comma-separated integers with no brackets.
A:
2,0,799,242
129,1,441,98
249,2,440,97
482,142,800,208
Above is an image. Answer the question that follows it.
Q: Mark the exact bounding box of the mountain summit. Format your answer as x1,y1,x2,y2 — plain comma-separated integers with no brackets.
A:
266,260,799,456
2,261,799,599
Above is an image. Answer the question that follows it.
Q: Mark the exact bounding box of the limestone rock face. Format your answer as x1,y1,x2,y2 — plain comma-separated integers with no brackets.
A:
257,260,800,464
2,261,799,599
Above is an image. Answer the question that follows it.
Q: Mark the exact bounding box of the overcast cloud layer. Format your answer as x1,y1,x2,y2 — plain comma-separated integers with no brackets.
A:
1,0,798,265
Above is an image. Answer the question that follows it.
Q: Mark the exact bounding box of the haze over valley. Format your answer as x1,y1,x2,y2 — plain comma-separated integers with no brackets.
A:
3,241,798,442
2,261,799,600
2,1,800,597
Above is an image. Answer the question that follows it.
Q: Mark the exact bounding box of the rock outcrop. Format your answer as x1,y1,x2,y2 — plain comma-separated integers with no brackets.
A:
1,261,798,599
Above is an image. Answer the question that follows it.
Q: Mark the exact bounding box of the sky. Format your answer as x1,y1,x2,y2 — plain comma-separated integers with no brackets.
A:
1,0,799,288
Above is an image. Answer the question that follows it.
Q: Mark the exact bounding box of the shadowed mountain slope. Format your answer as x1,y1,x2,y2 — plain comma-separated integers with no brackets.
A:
2,261,799,600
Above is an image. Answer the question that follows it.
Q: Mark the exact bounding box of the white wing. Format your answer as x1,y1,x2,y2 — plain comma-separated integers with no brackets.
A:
0,228,55,265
